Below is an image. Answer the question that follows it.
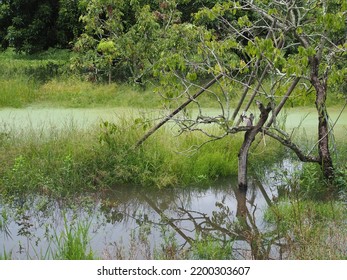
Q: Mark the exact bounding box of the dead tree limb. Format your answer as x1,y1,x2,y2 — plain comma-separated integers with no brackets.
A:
262,129,320,163
142,193,193,245
266,77,301,128
231,20,278,123
235,64,271,126
231,59,261,121
135,73,223,147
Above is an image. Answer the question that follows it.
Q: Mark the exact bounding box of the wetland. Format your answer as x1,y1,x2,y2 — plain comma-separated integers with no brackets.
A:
1,106,346,259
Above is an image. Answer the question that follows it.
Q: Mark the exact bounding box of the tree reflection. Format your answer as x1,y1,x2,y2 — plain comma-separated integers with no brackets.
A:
1,180,284,259
140,180,281,260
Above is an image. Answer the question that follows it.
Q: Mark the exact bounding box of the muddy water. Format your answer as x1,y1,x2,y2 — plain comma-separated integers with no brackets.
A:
0,175,284,260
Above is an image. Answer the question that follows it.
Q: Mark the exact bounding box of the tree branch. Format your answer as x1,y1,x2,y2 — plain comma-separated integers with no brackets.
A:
262,128,320,163
136,73,223,147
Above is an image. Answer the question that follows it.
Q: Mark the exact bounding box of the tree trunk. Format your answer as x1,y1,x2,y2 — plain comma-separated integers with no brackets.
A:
238,102,271,190
310,57,334,181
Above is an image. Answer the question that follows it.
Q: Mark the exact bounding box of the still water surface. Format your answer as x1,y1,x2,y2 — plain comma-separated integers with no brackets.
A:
1,174,286,259
0,106,346,134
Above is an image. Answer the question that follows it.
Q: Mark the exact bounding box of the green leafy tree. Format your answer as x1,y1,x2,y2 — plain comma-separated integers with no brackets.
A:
0,1,11,49
56,0,84,48
73,0,176,83
72,0,223,83
150,0,346,188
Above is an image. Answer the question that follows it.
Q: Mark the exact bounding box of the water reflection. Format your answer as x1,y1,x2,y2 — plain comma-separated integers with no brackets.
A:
137,179,279,259
0,177,283,259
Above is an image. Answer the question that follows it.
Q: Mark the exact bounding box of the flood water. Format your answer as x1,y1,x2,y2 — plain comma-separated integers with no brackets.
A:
1,174,284,259
0,106,346,259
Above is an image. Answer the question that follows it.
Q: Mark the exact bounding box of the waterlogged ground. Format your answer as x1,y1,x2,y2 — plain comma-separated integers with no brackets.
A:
0,106,346,259
1,176,283,260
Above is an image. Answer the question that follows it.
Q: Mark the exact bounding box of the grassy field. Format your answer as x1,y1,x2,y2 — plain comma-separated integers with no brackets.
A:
0,48,227,109
0,115,287,195
3,48,343,109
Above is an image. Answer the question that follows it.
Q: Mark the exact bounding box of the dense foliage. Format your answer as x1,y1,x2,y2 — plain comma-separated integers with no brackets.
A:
0,0,83,53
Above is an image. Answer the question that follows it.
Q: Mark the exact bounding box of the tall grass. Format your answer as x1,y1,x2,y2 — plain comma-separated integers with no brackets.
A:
0,79,38,108
263,143,347,259
0,209,96,260
37,80,164,108
264,199,347,259
0,48,165,108
52,214,95,260
0,114,286,196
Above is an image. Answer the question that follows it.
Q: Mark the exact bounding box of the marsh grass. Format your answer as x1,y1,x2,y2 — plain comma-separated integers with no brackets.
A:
190,236,234,260
0,112,287,196
0,48,284,109
0,48,168,108
264,199,347,259
0,249,12,260
0,215,96,260
37,80,164,108
52,214,95,260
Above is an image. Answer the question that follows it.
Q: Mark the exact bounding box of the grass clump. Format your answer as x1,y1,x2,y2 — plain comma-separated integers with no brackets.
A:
264,199,347,259
190,236,234,260
52,215,95,260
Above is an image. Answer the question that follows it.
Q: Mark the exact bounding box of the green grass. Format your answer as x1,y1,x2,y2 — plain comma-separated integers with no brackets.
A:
0,208,96,260
0,48,166,108
0,48,310,109
264,199,347,259
2,110,344,197
37,80,164,108
52,214,95,260
190,236,234,259
0,114,287,196
1,47,344,109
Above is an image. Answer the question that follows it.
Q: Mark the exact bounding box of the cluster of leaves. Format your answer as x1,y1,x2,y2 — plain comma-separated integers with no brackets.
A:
72,0,201,83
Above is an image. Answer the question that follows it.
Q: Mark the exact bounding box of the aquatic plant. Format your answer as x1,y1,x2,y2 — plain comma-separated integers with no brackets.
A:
52,214,95,260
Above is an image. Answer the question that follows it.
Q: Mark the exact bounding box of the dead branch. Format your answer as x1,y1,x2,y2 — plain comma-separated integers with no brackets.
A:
135,73,223,147
266,77,301,128
262,128,320,163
